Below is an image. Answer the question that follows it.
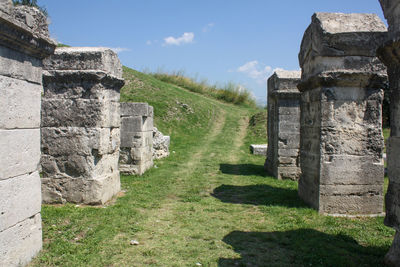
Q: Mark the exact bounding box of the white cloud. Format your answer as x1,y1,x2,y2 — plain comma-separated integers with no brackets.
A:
236,60,282,84
146,40,152,45
109,47,130,53
202,22,215,32
163,32,194,46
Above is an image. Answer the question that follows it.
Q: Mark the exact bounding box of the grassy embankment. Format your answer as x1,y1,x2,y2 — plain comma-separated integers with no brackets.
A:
31,67,394,266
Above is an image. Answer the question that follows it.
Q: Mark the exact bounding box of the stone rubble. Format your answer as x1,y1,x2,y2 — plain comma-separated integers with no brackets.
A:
298,12,387,216
0,0,56,266
40,47,124,205
377,0,400,265
119,102,154,175
152,127,170,159
265,70,302,180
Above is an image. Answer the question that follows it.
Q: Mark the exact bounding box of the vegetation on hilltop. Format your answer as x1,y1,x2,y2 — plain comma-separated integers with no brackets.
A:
151,70,257,108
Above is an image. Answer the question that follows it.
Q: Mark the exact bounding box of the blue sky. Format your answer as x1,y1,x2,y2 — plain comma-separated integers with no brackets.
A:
39,0,385,106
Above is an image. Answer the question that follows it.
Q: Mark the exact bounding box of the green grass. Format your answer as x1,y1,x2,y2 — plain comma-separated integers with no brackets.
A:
31,67,394,267
151,70,257,108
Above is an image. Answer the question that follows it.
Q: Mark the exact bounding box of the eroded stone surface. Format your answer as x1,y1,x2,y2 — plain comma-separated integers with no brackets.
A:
43,47,123,78
378,2,400,263
153,127,170,160
0,214,42,267
298,12,386,216
119,102,154,175
265,70,301,180
41,47,123,204
0,2,55,266
250,144,267,155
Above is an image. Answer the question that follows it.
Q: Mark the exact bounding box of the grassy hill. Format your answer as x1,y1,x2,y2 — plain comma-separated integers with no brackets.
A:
32,67,394,267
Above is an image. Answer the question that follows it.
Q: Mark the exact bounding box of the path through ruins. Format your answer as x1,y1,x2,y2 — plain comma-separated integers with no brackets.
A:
33,99,394,266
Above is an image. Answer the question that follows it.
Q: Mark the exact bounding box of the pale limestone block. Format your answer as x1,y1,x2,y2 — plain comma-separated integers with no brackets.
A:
0,46,43,84
0,129,40,180
0,213,42,267
0,75,41,129
0,171,41,232
43,47,123,78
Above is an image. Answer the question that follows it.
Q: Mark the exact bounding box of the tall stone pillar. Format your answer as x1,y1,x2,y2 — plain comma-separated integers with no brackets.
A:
41,47,124,205
377,1,400,265
265,70,301,180
298,13,387,216
0,1,55,266
119,102,154,175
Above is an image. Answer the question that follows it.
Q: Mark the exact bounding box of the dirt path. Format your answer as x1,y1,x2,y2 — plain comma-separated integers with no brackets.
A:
114,107,253,265
127,108,229,255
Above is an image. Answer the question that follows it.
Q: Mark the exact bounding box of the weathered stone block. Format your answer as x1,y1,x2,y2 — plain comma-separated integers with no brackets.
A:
250,144,267,155
41,47,123,205
120,131,153,148
265,70,301,180
41,172,120,205
320,155,383,185
131,147,153,162
0,172,41,232
42,70,123,100
119,102,154,175
143,116,154,132
121,116,143,133
0,46,43,84
0,129,40,180
319,191,384,216
0,213,42,267
121,102,152,117
41,127,119,181
299,13,387,81
41,151,119,181
41,99,120,128
298,12,386,216
0,75,41,129
43,47,123,78
41,127,119,157
0,2,55,266
119,159,154,176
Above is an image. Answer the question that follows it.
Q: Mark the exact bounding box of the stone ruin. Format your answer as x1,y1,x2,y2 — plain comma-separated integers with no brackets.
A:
0,0,55,266
265,70,301,180
120,102,154,175
298,12,387,216
40,47,124,205
377,0,400,264
250,144,268,156
153,127,170,159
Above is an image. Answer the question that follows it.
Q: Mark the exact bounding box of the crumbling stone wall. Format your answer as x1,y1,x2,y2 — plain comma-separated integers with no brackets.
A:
0,0,55,266
120,102,154,175
298,13,387,216
41,47,124,205
265,70,301,180
377,0,400,264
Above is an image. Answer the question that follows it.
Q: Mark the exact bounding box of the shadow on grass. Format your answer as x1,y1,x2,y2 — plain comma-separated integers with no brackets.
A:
219,229,387,267
211,184,304,208
219,163,267,177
